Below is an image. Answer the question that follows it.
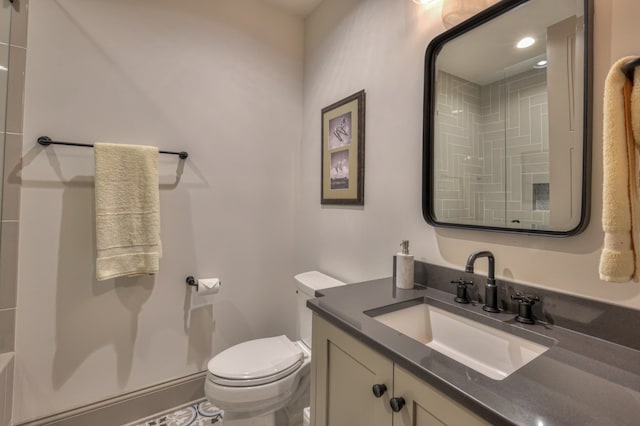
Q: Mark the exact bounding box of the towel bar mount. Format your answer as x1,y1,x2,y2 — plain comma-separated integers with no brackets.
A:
622,58,640,83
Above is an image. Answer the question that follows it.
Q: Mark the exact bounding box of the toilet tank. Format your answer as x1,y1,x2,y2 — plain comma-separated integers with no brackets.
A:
295,271,346,348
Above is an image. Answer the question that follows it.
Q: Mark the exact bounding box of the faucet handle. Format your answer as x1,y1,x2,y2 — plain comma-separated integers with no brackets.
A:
450,278,473,304
511,292,540,304
511,292,540,324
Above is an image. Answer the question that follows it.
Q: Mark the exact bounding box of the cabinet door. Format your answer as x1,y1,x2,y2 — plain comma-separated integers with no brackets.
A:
311,314,393,426
393,366,490,426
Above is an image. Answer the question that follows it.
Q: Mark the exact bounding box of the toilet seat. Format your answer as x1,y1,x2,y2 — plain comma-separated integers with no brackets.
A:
207,335,304,387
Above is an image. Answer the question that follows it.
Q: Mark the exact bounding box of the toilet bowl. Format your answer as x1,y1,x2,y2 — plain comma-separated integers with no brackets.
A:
204,271,345,425
205,336,310,419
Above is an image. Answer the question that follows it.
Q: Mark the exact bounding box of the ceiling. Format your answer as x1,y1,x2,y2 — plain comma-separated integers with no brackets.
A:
437,0,583,85
259,0,324,17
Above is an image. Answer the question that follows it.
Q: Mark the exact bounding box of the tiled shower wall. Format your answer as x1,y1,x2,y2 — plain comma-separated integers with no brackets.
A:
0,0,27,425
434,68,549,227
433,71,482,222
479,68,549,227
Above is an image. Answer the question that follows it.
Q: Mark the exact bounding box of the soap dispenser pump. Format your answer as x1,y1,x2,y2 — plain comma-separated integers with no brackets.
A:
395,240,414,289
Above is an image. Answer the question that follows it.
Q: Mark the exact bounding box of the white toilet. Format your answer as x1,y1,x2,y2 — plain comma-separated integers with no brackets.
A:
204,271,346,425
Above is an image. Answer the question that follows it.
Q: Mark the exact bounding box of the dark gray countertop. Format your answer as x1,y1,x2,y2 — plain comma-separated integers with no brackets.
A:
307,278,640,426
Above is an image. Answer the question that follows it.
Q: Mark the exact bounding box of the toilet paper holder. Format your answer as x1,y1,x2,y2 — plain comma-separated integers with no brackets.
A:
186,276,222,287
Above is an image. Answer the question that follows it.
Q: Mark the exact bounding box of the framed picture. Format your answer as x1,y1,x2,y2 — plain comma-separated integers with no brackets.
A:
321,90,366,205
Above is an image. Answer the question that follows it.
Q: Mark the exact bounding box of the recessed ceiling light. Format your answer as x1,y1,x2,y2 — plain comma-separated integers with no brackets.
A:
533,59,547,69
516,36,536,49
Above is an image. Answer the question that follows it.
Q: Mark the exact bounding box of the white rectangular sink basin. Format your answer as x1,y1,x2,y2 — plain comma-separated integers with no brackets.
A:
373,303,549,380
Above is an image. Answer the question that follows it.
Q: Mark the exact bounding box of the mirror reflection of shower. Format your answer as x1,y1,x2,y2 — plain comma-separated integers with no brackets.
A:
434,60,549,228
430,0,586,233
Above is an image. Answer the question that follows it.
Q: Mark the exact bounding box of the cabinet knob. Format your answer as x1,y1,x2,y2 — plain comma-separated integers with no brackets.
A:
390,397,406,412
372,383,387,398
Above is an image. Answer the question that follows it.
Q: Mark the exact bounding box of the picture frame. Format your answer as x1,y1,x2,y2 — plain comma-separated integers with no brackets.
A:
321,90,366,205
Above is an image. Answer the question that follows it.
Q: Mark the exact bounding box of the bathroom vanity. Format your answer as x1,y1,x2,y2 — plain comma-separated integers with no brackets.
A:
307,266,640,426
312,314,488,426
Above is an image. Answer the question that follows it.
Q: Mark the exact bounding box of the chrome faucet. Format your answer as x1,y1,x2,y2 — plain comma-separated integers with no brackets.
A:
465,251,499,313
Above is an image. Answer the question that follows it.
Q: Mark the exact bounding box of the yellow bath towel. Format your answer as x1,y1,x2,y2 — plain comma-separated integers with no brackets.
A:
599,57,640,282
94,143,162,281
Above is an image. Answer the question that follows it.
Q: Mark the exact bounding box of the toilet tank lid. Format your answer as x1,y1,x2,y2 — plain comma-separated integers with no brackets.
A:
294,271,345,295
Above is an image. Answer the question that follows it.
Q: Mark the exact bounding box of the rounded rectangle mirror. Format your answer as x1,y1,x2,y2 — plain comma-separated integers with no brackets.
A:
423,0,592,236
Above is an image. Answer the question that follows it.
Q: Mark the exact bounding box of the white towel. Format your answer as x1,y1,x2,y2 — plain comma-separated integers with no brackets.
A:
94,143,162,281
599,57,640,282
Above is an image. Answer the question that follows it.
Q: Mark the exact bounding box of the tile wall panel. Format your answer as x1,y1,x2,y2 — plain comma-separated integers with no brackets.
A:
0,221,18,309
5,44,25,134
2,134,21,221
0,354,13,426
0,0,26,314
434,71,482,222
0,2,28,425
435,68,549,227
0,309,14,353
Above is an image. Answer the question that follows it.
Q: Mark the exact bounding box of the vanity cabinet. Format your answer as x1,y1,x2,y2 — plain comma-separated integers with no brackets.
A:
311,315,489,426
311,314,393,426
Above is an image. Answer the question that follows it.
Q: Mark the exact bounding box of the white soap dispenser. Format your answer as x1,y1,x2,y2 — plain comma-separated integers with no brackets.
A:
395,240,414,289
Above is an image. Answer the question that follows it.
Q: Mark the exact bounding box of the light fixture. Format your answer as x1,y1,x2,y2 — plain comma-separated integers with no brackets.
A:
516,36,536,49
441,0,489,29
533,59,548,69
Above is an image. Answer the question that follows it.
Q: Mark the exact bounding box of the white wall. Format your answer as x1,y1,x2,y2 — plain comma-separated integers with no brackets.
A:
15,0,303,422
297,0,640,309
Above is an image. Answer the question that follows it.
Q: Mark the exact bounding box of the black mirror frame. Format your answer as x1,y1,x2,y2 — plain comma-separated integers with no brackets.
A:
422,0,593,237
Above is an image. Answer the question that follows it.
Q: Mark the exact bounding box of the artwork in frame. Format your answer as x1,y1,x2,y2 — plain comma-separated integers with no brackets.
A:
321,90,366,205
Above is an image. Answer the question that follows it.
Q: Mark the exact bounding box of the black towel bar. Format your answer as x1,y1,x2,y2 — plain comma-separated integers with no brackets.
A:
622,58,640,83
37,136,189,159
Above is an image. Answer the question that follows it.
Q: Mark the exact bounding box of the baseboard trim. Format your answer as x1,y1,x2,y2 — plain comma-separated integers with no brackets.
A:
15,371,206,426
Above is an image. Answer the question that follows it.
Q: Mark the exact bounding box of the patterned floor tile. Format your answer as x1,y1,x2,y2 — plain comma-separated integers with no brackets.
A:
128,400,223,426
